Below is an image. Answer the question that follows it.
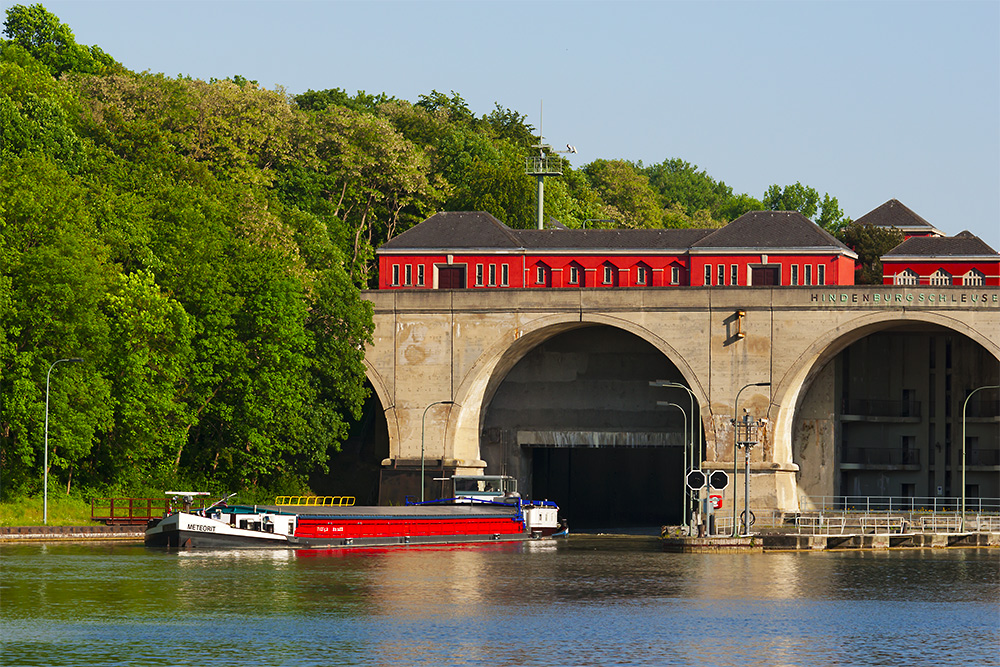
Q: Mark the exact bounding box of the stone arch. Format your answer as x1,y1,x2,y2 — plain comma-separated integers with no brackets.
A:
769,310,1000,509
362,358,400,461
446,312,709,465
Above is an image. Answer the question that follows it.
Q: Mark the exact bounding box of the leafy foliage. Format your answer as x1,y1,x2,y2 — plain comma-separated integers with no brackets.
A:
837,221,904,285
0,4,865,500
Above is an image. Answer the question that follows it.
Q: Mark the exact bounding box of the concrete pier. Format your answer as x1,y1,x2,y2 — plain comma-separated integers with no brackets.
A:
661,531,1000,552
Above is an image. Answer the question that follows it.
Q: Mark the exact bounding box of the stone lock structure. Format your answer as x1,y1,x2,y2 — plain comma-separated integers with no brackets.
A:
363,286,1000,514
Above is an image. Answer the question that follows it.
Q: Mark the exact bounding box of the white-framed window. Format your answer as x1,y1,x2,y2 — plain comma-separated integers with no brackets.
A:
404,264,412,285
790,265,799,286
488,264,497,286
671,266,680,285
501,264,509,286
818,264,826,285
704,265,712,286
391,264,400,286
475,264,484,286
603,264,614,284
417,264,425,286
929,269,952,286
636,265,647,285
962,269,985,286
718,264,725,286
894,269,918,286
569,265,580,285
730,264,738,286
536,266,546,285
804,264,812,286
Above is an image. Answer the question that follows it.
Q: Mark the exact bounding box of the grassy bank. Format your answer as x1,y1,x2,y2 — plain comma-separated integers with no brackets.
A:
0,495,95,527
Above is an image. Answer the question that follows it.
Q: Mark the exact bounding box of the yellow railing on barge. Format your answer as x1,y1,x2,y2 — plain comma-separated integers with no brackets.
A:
274,496,356,507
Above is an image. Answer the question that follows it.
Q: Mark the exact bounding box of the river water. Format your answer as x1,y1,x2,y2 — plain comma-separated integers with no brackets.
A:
1,537,997,667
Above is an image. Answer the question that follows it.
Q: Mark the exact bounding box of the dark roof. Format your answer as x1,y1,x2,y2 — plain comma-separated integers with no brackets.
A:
855,199,942,235
378,212,714,252
882,231,999,258
379,212,521,250
691,211,854,252
379,210,855,255
511,227,715,250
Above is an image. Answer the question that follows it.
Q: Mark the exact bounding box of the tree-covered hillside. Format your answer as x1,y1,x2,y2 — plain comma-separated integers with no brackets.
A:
0,4,854,500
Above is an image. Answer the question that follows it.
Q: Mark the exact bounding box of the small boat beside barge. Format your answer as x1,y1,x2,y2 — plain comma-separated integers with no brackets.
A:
145,476,564,549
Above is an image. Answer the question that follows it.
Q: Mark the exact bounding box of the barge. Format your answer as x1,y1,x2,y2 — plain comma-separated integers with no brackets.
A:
145,476,563,549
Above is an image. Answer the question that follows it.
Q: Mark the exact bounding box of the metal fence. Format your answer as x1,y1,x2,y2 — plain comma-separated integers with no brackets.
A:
705,496,1000,536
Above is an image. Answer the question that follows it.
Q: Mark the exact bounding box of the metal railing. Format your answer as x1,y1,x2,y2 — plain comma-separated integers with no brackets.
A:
842,399,921,418
842,447,920,465
802,495,1000,514
91,497,169,525
274,496,356,507
524,155,563,175
967,449,1000,466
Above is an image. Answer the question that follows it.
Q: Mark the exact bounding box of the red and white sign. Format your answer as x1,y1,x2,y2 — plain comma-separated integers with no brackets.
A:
709,494,723,510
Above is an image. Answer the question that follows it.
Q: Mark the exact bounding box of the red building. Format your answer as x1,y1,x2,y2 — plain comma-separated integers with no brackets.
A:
377,210,858,289
881,231,1000,287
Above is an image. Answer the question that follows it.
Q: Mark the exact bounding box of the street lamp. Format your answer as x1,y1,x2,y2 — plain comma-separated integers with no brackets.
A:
961,384,999,531
44,357,84,525
732,381,770,537
421,400,454,502
649,381,701,474
657,401,687,528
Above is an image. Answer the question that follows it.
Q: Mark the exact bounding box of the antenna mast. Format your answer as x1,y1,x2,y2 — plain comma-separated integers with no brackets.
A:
525,101,575,230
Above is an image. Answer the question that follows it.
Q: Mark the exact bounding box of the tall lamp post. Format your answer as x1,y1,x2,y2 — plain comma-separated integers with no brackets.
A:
656,401,687,528
44,357,84,525
649,381,701,474
961,384,999,531
732,381,770,537
421,400,454,502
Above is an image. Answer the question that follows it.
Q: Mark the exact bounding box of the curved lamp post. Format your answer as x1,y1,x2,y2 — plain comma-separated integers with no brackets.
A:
961,384,999,531
649,381,701,473
657,401,687,528
421,400,454,502
44,357,84,525
732,381,770,537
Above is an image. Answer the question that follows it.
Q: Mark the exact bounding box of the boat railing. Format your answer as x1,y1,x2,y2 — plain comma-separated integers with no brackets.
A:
274,496,356,507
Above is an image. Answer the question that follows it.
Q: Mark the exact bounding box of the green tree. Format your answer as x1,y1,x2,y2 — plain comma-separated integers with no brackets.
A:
837,221,904,285
582,159,662,228
763,182,848,232
3,3,122,76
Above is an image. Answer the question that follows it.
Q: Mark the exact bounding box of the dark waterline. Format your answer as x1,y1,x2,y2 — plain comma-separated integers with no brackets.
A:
1,538,998,667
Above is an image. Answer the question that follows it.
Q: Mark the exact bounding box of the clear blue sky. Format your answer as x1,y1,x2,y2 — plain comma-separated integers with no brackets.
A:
9,1,999,247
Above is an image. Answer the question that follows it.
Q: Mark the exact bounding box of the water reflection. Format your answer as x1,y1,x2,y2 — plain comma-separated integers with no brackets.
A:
1,538,997,667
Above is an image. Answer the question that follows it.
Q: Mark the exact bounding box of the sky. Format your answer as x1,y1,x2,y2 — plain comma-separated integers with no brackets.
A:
8,1,999,248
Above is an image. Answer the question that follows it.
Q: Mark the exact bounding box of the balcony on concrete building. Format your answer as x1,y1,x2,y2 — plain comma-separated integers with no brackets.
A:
840,446,922,471
840,398,922,423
